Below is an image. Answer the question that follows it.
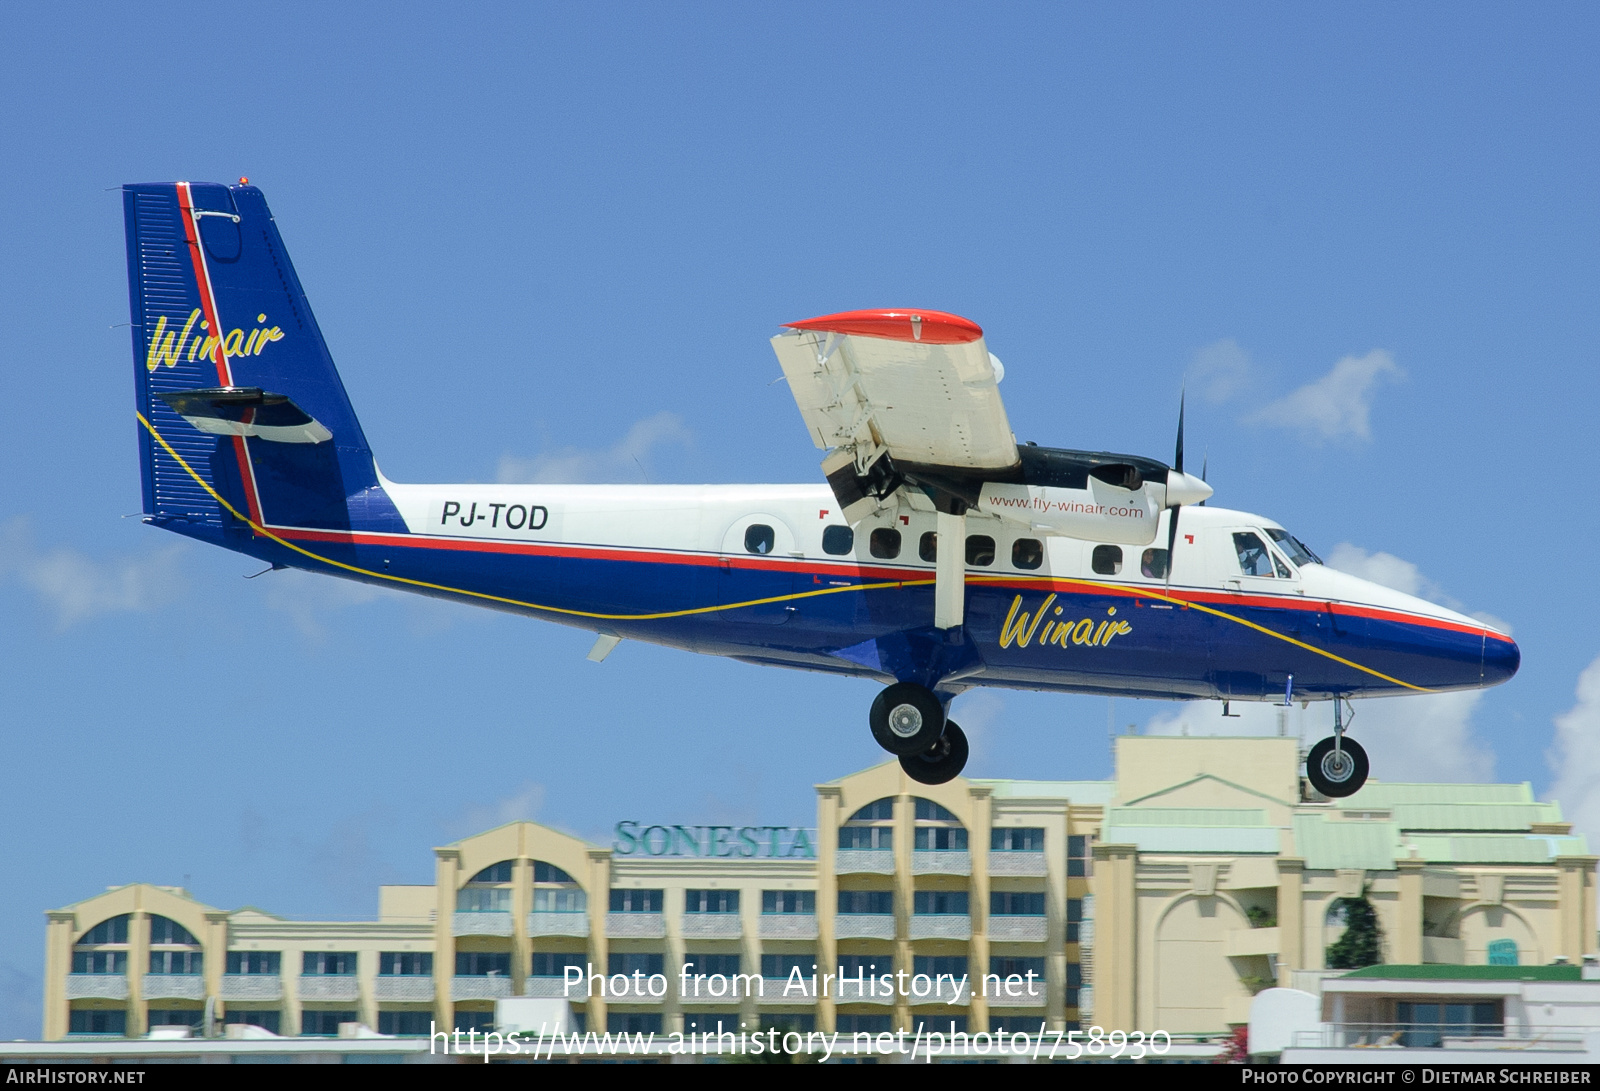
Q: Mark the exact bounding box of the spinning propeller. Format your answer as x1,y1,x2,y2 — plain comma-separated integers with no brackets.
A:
1163,392,1212,588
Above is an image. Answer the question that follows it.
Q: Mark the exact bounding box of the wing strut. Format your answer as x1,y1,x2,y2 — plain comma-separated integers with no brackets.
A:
934,510,966,630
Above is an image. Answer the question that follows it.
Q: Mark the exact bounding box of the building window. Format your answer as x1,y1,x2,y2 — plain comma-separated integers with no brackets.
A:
469,861,514,884
991,827,1045,852
533,888,587,913
838,955,890,977
838,825,893,850
913,890,969,915
744,524,775,555
608,952,665,977
836,1014,892,1035
148,950,202,975
869,528,902,559
1396,1001,1502,1047
531,952,585,978
1067,835,1093,877
761,1013,815,1033
454,1010,495,1032
1487,939,1518,966
761,954,815,979
225,952,281,975
762,890,815,914
378,1011,433,1036
683,1012,741,1034
303,952,357,976
301,1010,358,1037
914,826,968,851
822,525,854,555
78,916,130,946
913,955,968,977
608,1013,663,1034
850,798,894,821
147,1010,202,1029
684,889,739,914
223,1011,280,1034
455,952,511,977
1091,545,1122,576
379,952,433,976
990,891,1045,916
990,1016,1042,1033
837,890,893,915
1066,961,1082,1007
456,887,510,913
67,1010,126,1036
1012,538,1044,570
1067,897,1083,942
989,956,1046,980
70,951,126,975
609,889,663,913
914,799,957,821
686,953,740,976
533,861,575,884
148,916,198,946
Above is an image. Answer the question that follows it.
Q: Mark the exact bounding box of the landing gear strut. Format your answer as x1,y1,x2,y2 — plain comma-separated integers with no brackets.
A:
1306,698,1368,798
868,682,969,784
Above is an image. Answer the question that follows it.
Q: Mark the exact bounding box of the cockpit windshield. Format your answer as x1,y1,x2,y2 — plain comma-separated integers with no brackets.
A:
1265,528,1322,567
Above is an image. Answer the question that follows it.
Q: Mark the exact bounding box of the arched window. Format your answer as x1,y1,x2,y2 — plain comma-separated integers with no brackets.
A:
147,915,203,975
532,860,587,914
912,797,967,851
840,798,894,850
458,860,514,912
78,915,129,946
1487,939,1518,966
849,799,894,822
72,915,130,975
469,861,514,884
149,915,198,946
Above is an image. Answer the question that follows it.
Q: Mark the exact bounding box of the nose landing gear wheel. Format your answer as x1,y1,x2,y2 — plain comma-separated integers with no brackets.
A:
900,722,969,785
1306,736,1369,798
870,682,946,756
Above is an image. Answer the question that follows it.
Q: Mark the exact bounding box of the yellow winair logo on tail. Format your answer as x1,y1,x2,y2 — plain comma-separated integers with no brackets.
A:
145,308,285,372
999,593,1133,650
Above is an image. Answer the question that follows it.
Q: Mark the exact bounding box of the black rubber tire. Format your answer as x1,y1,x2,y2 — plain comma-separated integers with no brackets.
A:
1306,736,1369,798
870,683,946,756
900,722,969,785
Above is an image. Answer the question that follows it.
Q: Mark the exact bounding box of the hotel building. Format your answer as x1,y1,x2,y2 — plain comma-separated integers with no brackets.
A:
43,735,1597,1040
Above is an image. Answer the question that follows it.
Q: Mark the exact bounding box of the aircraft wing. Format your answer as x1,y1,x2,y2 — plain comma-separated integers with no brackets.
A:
771,310,1018,495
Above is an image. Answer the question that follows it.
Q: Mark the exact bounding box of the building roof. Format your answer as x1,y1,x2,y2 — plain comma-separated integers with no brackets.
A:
1386,803,1564,831
1293,814,1401,871
1340,782,1537,807
972,779,1117,804
1340,964,1583,982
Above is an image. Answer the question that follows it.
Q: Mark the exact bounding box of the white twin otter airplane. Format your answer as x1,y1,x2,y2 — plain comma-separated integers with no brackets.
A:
123,181,1518,790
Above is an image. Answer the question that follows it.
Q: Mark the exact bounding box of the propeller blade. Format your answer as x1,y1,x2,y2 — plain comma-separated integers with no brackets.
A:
1164,504,1180,590
1174,390,1185,475
1199,452,1208,506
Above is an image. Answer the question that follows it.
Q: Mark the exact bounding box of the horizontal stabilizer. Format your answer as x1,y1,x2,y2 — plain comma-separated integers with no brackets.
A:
158,387,332,445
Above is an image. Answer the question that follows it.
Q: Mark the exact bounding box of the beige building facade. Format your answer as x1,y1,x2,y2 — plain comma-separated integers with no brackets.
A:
43,736,1597,1040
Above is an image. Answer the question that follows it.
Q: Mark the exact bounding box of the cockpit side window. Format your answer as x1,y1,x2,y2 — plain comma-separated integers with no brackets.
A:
1266,528,1322,566
1232,532,1276,578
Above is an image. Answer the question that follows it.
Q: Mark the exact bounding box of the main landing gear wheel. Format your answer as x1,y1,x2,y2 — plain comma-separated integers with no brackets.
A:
870,682,946,756
900,722,969,785
1306,736,1369,798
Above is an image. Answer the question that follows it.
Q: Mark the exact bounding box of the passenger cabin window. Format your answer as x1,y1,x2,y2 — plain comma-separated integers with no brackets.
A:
1012,538,1043,570
870,528,901,558
1141,548,1169,579
919,531,938,562
1091,545,1122,576
822,525,853,555
965,535,995,566
1232,532,1279,578
745,524,775,555
1266,528,1322,566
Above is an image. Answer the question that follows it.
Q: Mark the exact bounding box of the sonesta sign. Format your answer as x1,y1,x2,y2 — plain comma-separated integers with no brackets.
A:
613,822,817,859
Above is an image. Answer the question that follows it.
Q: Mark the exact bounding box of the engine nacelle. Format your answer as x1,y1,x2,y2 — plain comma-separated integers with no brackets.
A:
977,479,1163,545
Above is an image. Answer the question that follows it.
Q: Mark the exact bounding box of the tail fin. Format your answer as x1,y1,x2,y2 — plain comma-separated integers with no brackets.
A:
123,181,404,539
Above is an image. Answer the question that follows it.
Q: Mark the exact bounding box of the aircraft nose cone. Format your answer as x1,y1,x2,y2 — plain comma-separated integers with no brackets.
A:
1483,634,1520,687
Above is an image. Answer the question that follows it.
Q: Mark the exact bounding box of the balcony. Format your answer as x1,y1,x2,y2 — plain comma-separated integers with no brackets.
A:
835,850,894,875
599,980,666,1004
912,850,971,876
987,916,1047,943
528,911,589,938
298,975,360,1002
525,976,589,999
834,914,895,940
220,974,282,1001
834,978,895,1005
605,912,666,939
680,914,742,939
373,976,435,1002
760,978,817,1002
451,975,512,1001
917,978,971,1005
758,914,819,940
988,851,1047,877
909,914,971,941
452,911,513,937
65,974,128,1000
1224,926,1280,958
142,974,204,1000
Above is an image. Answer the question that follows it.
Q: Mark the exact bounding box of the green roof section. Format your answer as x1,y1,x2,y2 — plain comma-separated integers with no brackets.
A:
1341,964,1581,981
1293,815,1400,871
1406,834,1587,864
1100,826,1282,854
1340,782,1535,807
1386,803,1563,831
1107,807,1269,827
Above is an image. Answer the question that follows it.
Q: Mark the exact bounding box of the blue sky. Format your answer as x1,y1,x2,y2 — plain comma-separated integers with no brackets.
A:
2,3,1598,1037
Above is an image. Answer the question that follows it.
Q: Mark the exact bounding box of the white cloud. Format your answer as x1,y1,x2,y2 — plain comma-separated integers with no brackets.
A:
1190,338,1254,404
1327,542,1511,635
0,516,185,630
455,782,546,837
259,568,394,642
1247,350,1403,443
1546,654,1600,843
498,412,692,484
